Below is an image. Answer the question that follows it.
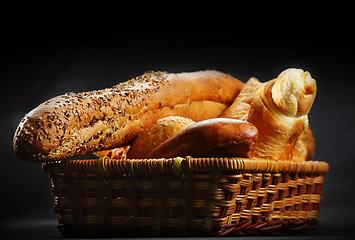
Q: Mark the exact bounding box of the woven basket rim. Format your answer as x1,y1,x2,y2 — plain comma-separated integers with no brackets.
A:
42,157,329,176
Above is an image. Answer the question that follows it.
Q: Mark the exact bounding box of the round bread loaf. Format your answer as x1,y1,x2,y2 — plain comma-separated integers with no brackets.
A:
147,118,258,159
127,116,195,159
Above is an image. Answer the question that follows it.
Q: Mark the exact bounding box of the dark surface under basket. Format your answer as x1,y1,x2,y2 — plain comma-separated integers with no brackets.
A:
42,157,328,237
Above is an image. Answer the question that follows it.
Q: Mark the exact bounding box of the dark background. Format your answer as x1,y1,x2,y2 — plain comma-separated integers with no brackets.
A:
1,30,354,239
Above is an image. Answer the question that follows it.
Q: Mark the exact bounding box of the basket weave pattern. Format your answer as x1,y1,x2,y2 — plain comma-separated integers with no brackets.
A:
42,157,328,237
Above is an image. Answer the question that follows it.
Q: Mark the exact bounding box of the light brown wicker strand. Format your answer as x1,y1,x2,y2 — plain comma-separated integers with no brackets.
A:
43,158,329,176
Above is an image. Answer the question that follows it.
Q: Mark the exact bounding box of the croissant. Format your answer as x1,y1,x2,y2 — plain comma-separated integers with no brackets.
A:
220,77,262,120
247,68,317,160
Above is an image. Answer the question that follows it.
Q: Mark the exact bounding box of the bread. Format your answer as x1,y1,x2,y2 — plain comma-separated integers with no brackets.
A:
301,126,316,160
290,126,316,161
13,70,244,163
220,77,262,120
291,139,308,161
127,116,195,159
147,118,258,159
220,75,316,161
95,145,130,159
247,68,317,160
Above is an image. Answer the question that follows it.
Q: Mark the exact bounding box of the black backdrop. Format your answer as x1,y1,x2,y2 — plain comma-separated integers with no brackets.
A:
1,32,354,239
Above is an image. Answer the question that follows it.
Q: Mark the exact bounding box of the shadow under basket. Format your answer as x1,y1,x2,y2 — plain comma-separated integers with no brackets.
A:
42,157,329,237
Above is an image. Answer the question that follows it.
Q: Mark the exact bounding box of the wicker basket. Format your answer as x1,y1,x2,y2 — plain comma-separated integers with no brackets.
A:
42,157,328,237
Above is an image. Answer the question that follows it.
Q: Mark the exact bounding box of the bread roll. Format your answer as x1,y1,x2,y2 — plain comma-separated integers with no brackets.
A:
13,70,244,163
247,68,317,160
147,118,258,159
127,116,195,159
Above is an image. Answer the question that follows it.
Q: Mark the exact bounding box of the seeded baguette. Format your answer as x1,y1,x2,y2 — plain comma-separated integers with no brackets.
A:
13,70,244,163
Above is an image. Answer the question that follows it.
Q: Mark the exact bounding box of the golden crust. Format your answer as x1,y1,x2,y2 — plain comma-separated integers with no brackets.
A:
127,116,195,159
248,68,317,160
301,126,316,160
291,139,308,161
220,77,262,120
13,70,244,162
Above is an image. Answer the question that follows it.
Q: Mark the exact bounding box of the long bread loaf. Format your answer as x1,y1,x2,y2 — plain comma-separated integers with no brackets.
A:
13,70,244,162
